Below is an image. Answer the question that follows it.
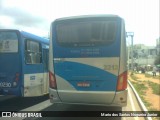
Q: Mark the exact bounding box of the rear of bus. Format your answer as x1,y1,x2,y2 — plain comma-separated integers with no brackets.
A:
0,29,22,96
49,15,128,107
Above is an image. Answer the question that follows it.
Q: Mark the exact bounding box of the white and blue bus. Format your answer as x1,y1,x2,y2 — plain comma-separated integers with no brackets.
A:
0,29,49,97
49,15,128,107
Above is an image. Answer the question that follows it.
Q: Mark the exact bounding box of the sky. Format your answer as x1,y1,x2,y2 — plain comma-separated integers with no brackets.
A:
0,0,159,46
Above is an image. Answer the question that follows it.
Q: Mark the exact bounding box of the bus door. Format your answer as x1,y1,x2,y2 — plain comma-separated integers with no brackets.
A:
42,48,49,94
0,31,22,96
24,40,43,96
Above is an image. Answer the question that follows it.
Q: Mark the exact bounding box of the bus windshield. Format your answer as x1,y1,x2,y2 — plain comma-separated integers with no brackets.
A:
56,21,117,47
0,31,18,53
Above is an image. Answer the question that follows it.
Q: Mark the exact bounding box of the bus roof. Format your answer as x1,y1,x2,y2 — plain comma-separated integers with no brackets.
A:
53,14,123,22
0,29,49,44
20,30,49,44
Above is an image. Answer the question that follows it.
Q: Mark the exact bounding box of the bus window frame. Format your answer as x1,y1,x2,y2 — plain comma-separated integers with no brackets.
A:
0,31,19,53
55,20,117,48
25,39,42,65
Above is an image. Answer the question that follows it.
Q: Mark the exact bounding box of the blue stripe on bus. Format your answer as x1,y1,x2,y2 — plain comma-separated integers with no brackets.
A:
54,61,117,91
24,64,44,74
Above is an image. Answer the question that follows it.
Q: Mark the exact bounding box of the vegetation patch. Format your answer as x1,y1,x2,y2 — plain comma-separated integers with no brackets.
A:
131,82,147,96
130,81,151,108
148,81,160,95
129,72,160,120
145,73,160,79
130,74,139,81
145,73,152,78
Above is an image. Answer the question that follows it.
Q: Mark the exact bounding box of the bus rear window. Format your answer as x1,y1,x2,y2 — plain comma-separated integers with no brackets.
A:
56,21,117,47
0,31,18,53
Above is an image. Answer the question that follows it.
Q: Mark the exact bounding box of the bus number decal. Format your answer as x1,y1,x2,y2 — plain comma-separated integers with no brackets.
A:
0,82,11,87
104,65,118,71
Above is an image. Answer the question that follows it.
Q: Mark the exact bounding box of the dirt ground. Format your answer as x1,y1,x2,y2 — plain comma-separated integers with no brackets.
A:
128,72,160,111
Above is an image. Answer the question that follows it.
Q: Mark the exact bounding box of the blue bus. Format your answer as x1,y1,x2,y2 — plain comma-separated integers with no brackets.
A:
49,15,128,106
0,29,49,97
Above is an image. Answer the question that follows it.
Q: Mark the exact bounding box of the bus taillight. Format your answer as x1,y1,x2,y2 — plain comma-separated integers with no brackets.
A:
117,71,127,91
49,71,57,89
15,73,20,81
13,73,20,87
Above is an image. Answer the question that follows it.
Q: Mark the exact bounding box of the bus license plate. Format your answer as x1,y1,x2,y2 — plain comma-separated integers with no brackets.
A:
77,82,90,87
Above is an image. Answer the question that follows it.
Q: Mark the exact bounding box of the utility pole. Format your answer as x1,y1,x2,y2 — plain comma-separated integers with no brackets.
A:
126,32,134,73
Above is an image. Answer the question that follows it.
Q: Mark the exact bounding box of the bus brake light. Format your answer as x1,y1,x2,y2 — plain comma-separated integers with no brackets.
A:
49,71,57,89
15,73,20,81
13,73,20,87
117,71,127,91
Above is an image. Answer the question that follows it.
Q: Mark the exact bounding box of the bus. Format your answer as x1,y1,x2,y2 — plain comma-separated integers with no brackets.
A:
49,15,128,107
0,29,49,97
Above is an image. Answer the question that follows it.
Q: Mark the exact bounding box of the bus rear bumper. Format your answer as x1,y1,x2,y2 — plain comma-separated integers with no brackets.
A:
0,87,21,96
49,88,128,107
112,89,128,107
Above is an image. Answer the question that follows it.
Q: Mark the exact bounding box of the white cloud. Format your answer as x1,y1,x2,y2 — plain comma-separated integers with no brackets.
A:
0,16,14,28
0,0,159,45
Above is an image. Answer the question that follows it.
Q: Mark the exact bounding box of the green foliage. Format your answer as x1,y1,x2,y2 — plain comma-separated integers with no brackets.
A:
131,82,147,95
148,81,160,95
131,81,151,108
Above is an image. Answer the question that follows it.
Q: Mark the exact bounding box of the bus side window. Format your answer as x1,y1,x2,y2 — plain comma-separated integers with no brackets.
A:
25,39,42,64
25,53,32,63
